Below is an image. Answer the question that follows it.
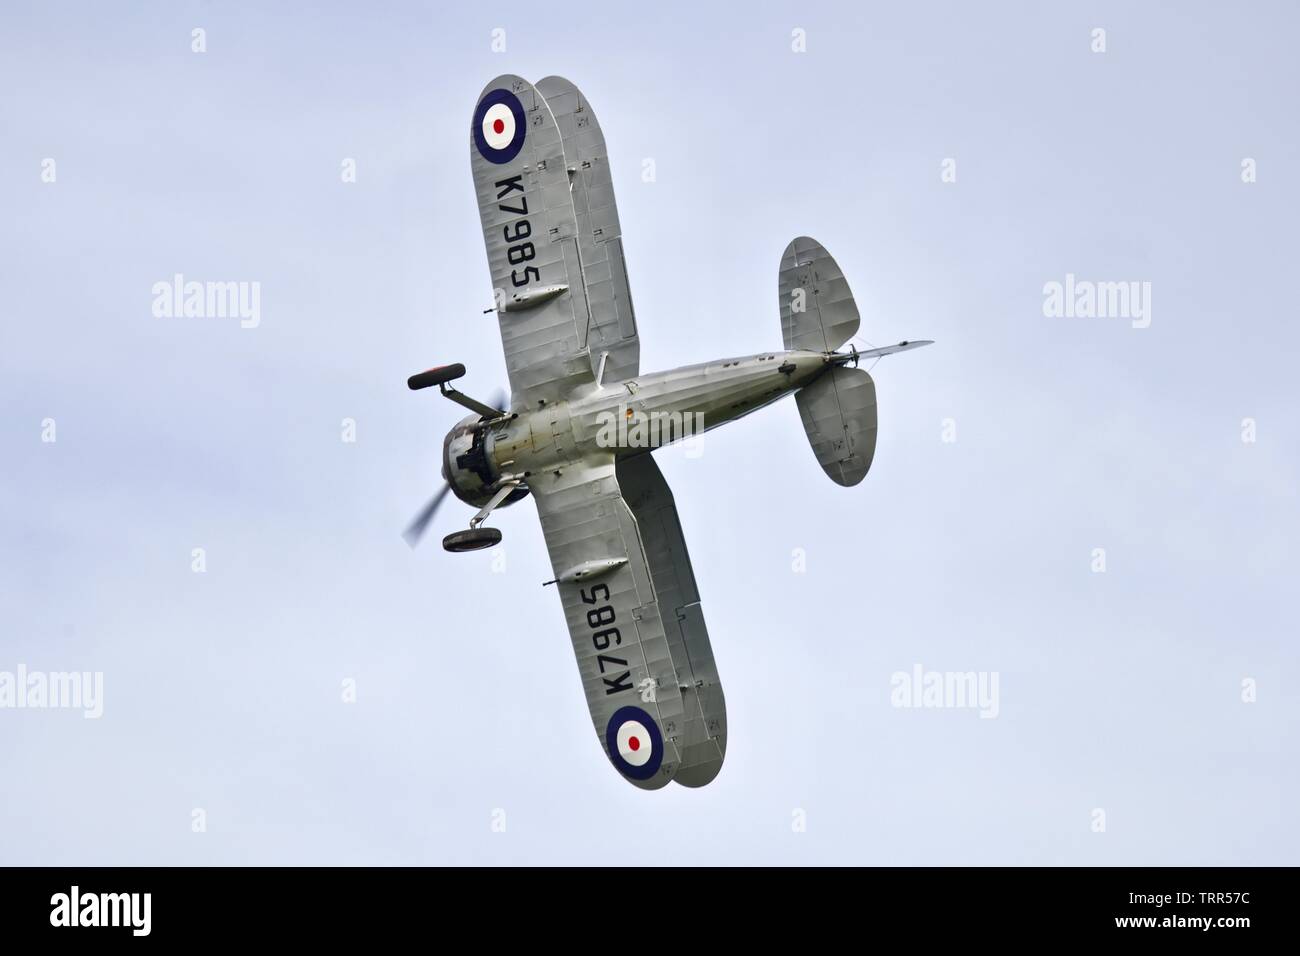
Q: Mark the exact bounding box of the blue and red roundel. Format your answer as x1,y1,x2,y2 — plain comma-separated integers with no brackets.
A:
473,89,526,165
605,705,664,780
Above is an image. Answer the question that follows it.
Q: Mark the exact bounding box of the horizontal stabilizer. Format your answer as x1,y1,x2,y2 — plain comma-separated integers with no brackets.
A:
796,366,877,486
778,237,860,353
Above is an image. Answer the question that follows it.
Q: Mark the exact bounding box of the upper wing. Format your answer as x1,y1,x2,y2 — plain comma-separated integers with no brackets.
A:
529,453,725,788
470,75,596,408
615,454,725,787
535,76,640,384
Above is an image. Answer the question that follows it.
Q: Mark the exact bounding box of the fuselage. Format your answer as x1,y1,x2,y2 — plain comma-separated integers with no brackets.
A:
486,349,833,479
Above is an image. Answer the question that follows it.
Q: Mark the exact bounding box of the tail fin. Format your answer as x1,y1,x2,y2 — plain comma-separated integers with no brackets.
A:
778,236,860,352
796,365,878,486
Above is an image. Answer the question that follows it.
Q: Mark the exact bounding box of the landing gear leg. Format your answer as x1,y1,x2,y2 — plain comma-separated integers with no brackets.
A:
441,480,520,553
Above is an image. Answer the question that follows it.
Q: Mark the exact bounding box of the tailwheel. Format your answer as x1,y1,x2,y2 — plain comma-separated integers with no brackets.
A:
442,527,503,552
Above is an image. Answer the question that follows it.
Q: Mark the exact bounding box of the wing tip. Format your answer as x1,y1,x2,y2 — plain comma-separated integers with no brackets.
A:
672,756,725,788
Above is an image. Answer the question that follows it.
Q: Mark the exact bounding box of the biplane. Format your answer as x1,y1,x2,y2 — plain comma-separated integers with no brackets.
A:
404,76,932,788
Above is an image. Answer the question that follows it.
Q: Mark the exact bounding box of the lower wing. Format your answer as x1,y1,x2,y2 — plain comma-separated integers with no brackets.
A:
530,453,726,788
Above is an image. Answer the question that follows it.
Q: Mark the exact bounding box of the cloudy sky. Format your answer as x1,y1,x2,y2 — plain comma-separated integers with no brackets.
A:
1,0,1296,864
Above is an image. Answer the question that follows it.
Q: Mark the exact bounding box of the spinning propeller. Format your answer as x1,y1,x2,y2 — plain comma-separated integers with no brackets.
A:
402,482,453,548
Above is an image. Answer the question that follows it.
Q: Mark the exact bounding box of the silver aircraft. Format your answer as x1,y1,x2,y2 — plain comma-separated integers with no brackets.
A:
404,75,932,789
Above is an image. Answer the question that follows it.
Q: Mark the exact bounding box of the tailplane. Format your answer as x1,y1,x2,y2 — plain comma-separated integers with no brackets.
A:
796,365,877,486
778,236,932,486
778,236,860,352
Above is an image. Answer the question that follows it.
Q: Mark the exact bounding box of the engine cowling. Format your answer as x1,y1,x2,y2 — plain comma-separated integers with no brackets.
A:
441,414,529,509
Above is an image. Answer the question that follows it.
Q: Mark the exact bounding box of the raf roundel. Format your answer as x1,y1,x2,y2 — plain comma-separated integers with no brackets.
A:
605,705,665,780
472,88,526,165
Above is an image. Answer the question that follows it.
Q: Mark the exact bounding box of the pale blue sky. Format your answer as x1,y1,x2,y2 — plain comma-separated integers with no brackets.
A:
1,0,1296,864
